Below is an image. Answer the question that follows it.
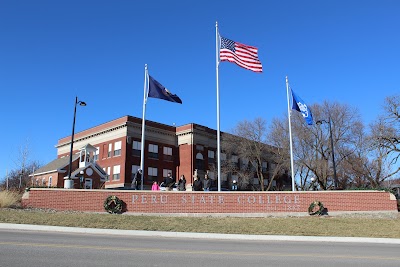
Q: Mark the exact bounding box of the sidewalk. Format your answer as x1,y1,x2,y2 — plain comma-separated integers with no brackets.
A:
1,223,400,244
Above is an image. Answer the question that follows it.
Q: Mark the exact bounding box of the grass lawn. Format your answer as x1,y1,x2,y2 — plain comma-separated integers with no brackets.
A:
1,208,400,239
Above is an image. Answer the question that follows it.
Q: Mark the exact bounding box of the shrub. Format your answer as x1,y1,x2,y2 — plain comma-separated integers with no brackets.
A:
0,190,21,208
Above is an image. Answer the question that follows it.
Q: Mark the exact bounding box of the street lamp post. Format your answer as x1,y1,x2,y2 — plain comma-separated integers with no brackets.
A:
65,96,86,189
79,170,85,189
316,117,338,189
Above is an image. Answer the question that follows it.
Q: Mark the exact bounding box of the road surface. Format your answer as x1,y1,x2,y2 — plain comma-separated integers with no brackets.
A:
1,229,399,266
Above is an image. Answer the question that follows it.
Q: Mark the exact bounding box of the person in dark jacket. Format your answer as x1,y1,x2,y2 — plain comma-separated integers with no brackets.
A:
178,175,186,191
202,174,211,191
131,169,141,190
193,176,202,191
163,172,174,191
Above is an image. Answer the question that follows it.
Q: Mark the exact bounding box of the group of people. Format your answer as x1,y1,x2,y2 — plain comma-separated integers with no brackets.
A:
151,173,187,191
133,170,220,192
192,174,212,191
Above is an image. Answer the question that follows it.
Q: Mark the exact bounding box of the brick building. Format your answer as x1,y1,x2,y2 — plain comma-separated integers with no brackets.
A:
33,115,285,190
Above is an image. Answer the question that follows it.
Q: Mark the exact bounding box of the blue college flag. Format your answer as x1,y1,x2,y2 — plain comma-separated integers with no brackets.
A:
148,75,182,104
291,89,313,125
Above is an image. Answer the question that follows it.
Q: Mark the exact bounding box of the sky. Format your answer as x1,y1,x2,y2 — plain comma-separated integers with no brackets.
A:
1,0,399,179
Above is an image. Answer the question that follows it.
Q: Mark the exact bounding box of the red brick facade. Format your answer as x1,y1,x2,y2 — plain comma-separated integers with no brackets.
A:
54,116,254,190
22,189,398,215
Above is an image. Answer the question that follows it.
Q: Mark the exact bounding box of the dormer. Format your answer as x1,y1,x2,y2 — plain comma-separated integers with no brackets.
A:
79,144,98,168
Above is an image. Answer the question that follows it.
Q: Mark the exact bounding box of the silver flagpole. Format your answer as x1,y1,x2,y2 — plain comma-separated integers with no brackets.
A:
216,21,221,192
140,64,148,190
286,76,296,191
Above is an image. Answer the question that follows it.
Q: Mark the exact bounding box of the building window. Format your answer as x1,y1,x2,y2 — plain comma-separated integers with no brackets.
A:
195,152,204,171
48,176,52,187
148,144,158,159
132,141,141,157
148,167,158,182
231,155,238,163
108,143,112,158
220,153,226,161
163,169,172,179
250,160,256,171
221,173,228,181
163,146,173,161
269,163,276,179
196,145,204,151
94,147,99,161
105,167,110,181
114,141,122,156
113,165,120,181
262,161,268,173
231,155,239,168
240,158,249,171
208,150,215,165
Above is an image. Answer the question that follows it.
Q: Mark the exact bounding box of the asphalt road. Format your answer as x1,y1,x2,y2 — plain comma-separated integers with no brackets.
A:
1,229,400,267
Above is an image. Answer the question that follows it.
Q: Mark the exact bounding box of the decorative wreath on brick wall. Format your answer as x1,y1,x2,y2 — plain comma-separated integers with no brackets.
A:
308,200,324,216
104,195,123,214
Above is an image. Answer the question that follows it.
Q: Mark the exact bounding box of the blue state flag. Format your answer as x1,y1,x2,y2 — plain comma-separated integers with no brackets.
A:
291,89,313,125
148,75,182,104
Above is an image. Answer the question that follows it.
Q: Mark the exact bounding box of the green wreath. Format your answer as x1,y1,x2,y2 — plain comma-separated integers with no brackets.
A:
104,195,123,214
308,200,324,216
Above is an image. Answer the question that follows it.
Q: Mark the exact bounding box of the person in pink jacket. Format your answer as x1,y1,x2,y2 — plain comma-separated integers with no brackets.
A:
151,181,160,191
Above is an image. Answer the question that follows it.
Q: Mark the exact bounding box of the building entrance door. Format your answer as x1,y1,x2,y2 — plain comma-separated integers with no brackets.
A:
85,178,93,189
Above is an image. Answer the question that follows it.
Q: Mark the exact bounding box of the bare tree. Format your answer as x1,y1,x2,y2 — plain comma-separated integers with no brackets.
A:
222,118,288,191
0,140,41,191
375,95,400,174
262,96,398,191
270,101,364,190
1,161,41,191
362,113,400,186
342,95,400,189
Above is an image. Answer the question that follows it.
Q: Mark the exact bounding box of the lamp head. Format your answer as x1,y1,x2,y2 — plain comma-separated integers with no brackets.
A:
316,119,328,125
79,101,87,106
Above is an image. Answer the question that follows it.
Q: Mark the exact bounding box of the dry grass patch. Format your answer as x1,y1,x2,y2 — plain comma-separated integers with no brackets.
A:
0,191,21,208
1,208,400,239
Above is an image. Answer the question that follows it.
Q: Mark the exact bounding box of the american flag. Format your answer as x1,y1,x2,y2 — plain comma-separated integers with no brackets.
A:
219,36,263,73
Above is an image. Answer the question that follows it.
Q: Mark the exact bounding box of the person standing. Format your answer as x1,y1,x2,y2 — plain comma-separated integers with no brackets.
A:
203,174,211,191
131,169,141,190
151,181,160,191
193,176,202,191
163,172,174,191
178,175,186,191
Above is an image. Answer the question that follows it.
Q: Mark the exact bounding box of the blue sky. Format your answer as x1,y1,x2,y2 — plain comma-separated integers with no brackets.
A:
1,0,399,179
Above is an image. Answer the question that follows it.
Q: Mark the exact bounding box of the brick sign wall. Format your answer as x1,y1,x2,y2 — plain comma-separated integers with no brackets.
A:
22,189,398,215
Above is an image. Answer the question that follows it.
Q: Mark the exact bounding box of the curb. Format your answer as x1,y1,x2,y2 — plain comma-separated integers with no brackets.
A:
1,223,400,244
